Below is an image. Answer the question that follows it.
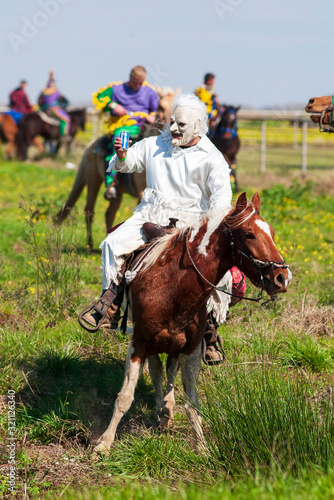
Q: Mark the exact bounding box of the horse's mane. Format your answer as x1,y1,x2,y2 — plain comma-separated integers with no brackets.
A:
140,201,253,273
140,227,189,273
223,201,255,229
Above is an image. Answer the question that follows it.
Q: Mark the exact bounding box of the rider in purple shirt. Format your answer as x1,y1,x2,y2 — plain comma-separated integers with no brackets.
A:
92,65,159,199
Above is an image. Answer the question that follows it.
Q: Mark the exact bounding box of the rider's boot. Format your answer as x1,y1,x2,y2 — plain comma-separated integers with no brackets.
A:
104,173,119,201
81,282,123,330
202,312,226,365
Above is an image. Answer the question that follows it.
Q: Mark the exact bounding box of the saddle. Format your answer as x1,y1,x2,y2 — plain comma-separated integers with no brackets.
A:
122,218,179,285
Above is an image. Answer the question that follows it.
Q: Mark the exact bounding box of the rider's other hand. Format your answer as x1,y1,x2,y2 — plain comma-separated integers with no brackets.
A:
111,103,127,116
145,114,156,124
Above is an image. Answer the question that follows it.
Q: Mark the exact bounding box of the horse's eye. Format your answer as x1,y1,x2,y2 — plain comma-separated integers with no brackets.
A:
245,233,256,239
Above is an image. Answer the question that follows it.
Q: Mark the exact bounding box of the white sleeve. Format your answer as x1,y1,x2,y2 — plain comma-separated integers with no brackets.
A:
207,156,232,212
107,139,148,174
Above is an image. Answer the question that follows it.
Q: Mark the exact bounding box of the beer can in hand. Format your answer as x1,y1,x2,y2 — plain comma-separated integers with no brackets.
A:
120,131,129,151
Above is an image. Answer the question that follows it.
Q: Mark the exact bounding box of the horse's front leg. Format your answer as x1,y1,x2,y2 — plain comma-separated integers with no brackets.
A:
160,356,180,430
93,340,145,455
179,344,206,449
148,354,164,417
106,196,123,234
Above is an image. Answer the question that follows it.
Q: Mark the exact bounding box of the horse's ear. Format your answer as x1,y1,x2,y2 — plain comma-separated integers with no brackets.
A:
251,192,261,212
235,192,248,213
175,87,182,95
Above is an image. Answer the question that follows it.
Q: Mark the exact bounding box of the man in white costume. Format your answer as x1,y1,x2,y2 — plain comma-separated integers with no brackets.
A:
82,94,233,364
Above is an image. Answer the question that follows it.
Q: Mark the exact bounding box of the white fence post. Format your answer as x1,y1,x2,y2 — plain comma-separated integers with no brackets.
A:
301,120,308,175
260,120,266,172
293,117,299,149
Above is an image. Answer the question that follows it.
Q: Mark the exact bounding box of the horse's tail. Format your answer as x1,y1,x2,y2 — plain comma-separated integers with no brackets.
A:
55,142,91,223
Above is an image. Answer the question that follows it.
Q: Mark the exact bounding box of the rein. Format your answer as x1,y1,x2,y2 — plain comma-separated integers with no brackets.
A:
185,220,289,306
319,95,334,133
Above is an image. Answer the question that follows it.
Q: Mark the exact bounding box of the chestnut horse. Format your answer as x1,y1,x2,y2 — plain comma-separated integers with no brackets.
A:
16,108,86,159
305,95,334,132
0,113,44,159
210,105,241,192
56,88,179,250
0,114,18,158
93,192,292,454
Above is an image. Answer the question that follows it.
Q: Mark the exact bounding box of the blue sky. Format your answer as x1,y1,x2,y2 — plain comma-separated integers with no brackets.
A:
0,0,332,109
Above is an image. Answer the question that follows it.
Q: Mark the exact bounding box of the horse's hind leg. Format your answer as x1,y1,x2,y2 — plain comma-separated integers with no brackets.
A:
94,340,144,454
160,356,180,430
148,354,164,417
179,344,206,448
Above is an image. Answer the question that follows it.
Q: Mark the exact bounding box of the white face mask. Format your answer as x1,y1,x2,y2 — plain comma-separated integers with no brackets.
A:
169,106,201,147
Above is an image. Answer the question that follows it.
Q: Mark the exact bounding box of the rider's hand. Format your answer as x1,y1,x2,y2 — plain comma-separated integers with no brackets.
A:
114,137,132,160
109,103,127,116
145,114,156,124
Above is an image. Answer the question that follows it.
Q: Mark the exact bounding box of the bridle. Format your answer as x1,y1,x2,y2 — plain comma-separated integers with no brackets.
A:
319,95,334,133
185,210,289,305
218,108,238,139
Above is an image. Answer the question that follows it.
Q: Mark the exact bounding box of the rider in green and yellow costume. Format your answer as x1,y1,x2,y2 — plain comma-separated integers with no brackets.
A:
92,65,159,199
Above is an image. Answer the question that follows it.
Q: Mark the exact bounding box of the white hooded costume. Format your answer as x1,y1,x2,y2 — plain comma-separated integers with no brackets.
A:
100,94,233,324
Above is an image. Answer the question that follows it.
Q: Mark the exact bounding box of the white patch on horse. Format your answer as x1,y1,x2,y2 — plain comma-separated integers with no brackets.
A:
255,219,285,262
255,219,273,239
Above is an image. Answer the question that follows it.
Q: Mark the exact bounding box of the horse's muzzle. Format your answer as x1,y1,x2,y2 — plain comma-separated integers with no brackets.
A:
264,267,292,295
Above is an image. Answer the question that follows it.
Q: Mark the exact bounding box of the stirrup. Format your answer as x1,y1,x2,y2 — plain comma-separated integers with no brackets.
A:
78,285,119,332
78,301,109,333
202,334,227,366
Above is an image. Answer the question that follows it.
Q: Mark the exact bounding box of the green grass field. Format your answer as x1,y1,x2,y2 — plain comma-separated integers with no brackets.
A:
0,127,334,499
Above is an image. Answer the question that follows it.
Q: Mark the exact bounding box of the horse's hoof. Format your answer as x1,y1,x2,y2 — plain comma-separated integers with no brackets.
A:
91,441,111,460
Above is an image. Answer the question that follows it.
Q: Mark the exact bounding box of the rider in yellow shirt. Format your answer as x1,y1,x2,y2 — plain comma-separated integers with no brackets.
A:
194,73,220,130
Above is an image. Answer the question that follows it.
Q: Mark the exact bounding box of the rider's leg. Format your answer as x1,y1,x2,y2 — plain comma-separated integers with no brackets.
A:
203,268,246,365
203,312,226,365
104,125,140,200
49,107,71,137
80,212,147,330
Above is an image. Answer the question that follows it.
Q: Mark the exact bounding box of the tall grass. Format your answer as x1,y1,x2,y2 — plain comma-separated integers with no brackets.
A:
202,364,334,479
19,194,84,321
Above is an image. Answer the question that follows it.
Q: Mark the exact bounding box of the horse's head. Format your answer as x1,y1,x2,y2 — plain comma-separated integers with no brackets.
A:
224,192,292,297
215,105,240,139
305,96,332,114
305,96,334,132
155,86,182,129
69,108,86,131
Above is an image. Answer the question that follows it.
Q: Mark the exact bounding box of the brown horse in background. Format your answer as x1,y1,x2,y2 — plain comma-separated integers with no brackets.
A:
0,114,18,158
16,108,86,159
56,135,146,250
56,88,179,250
0,114,44,159
210,105,241,192
93,192,292,454
305,95,334,132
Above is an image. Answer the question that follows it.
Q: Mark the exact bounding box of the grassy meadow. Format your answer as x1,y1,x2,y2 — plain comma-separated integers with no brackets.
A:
0,120,334,499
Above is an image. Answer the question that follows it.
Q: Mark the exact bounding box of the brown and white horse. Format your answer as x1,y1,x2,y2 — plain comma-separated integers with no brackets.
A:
305,95,334,132
93,192,292,454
